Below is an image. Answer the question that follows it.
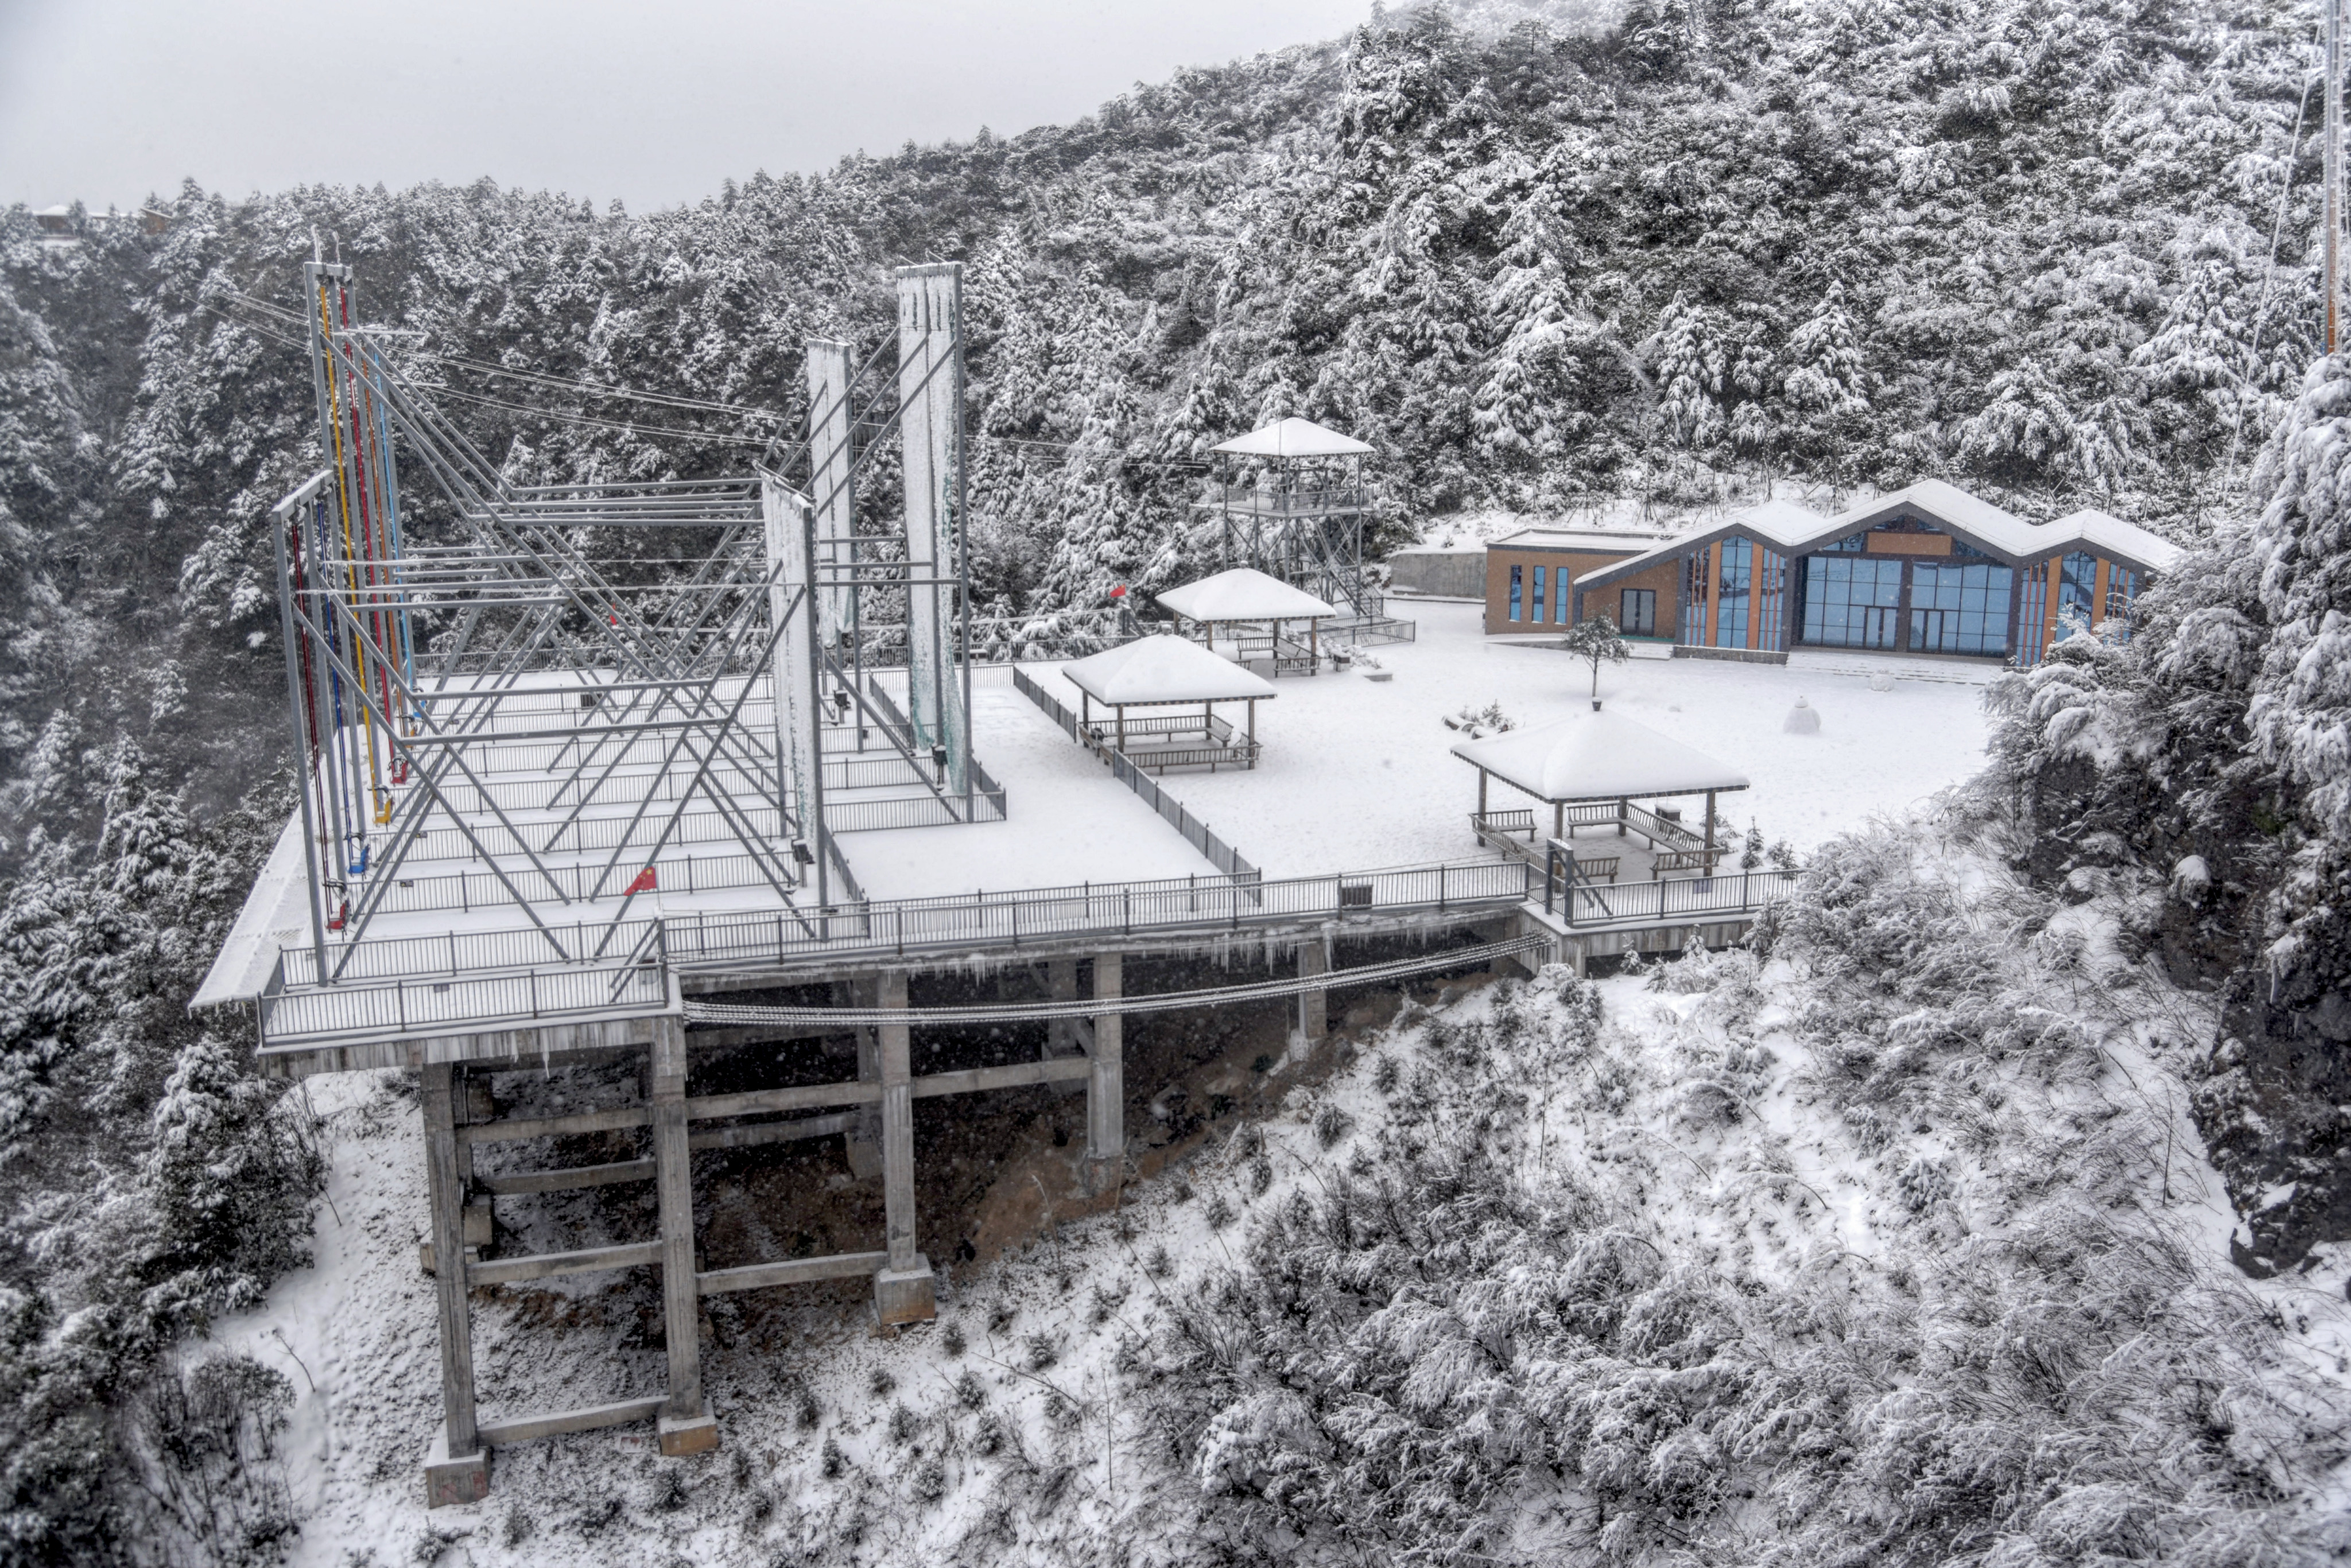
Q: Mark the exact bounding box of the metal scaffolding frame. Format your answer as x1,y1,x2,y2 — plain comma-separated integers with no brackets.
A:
271,261,986,980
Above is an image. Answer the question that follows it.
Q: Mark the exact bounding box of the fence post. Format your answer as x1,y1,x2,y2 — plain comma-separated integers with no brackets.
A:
529,971,540,1019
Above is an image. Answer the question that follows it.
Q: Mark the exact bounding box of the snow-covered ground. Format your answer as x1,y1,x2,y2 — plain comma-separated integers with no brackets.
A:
836,677,1215,900
1031,601,1996,877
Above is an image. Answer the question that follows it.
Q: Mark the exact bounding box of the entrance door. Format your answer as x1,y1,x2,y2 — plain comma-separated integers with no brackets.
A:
1860,604,1900,650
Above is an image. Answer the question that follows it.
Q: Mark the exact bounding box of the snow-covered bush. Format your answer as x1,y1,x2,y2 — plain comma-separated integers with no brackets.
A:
1136,829,2347,1563
0,770,320,1566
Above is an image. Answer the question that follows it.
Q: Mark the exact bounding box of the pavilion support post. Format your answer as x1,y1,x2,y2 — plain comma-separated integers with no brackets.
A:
1618,797,1628,838
1553,801,1564,841
651,1014,717,1456
1116,705,1126,752
874,971,935,1325
1087,953,1124,1184
844,978,882,1179
1704,791,1717,852
420,1064,487,1508
1477,770,1488,818
1296,939,1329,1050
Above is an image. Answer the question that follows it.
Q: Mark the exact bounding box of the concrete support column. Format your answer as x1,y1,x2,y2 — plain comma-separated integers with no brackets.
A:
1297,940,1329,1045
452,1068,492,1258
1087,953,1124,1171
651,1017,718,1456
1043,957,1087,1096
874,971,936,1324
420,1064,487,1508
844,977,883,1178
1046,957,1080,1054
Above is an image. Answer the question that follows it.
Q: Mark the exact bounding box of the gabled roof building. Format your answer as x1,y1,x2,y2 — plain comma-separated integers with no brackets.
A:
1493,479,2181,666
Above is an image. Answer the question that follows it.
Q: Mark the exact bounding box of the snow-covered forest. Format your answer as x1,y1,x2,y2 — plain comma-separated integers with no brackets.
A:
7,0,2351,1561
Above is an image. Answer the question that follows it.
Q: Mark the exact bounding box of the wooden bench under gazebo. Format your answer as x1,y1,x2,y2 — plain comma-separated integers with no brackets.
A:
1155,568,1339,677
1450,708,1752,881
1060,635,1277,774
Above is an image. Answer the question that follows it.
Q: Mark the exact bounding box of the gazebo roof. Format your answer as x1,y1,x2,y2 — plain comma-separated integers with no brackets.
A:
1208,417,1373,459
1451,709,1749,804
1155,568,1339,623
1062,635,1279,708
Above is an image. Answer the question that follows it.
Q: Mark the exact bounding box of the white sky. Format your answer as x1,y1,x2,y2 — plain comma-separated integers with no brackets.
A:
0,0,1372,213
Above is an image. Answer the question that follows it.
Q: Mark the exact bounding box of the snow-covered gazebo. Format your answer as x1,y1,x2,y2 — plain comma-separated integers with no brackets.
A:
1155,567,1340,674
1060,634,1279,773
1451,709,1751,872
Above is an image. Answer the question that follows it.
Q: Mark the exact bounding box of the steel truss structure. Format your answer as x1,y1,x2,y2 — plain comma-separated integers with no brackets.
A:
272,260,992,984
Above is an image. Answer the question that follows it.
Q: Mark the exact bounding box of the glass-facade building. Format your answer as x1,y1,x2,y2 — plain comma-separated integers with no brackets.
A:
1555,489,2171,666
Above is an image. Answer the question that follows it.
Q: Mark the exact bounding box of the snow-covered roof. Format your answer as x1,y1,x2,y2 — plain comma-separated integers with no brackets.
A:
1825,479,2033,555
2049,509,2183,573
1561,501,1806,590
1209,417,1374,458
1155,568,1339,622
1452,709,1751,804
1062,635,1279,707
1488,526,1671,553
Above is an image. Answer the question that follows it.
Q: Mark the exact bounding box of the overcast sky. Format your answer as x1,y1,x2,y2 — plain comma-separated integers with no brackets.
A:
0,0,1372,214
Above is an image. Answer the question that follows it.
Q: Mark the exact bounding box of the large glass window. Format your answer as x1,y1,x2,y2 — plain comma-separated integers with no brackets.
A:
1555,568,1569,624
1531,565,1547,624
2055,551,2097,638
1801,557,1903,649
1716,538,1752,648
1620,588,1656,636
1908,562,2014,656
2105,564,2139,644
1509,564,1522,622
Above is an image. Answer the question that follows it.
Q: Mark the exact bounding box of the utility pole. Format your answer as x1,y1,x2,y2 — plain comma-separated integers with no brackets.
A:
2329,0,2344,350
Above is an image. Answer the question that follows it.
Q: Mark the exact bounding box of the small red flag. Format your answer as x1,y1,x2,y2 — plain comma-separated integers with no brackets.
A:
626,867,658,894
1109,584,1127,599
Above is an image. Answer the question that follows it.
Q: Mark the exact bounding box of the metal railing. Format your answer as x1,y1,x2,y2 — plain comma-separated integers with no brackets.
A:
1193,484,1374,517
257,847,1800,1048
655,859,1526,968
1012,669,1261,880
1539,839,1797,928
261,930,670,1047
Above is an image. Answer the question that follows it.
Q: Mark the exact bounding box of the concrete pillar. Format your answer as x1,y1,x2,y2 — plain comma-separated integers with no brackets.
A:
1043,956,1086,1096
1297,940,1329,1045
650,1018,718,1456
420,1065,487,1507
874,971,936,1324
452,1068,492,1257
845,976,882,1178
1087,953,1124,1171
